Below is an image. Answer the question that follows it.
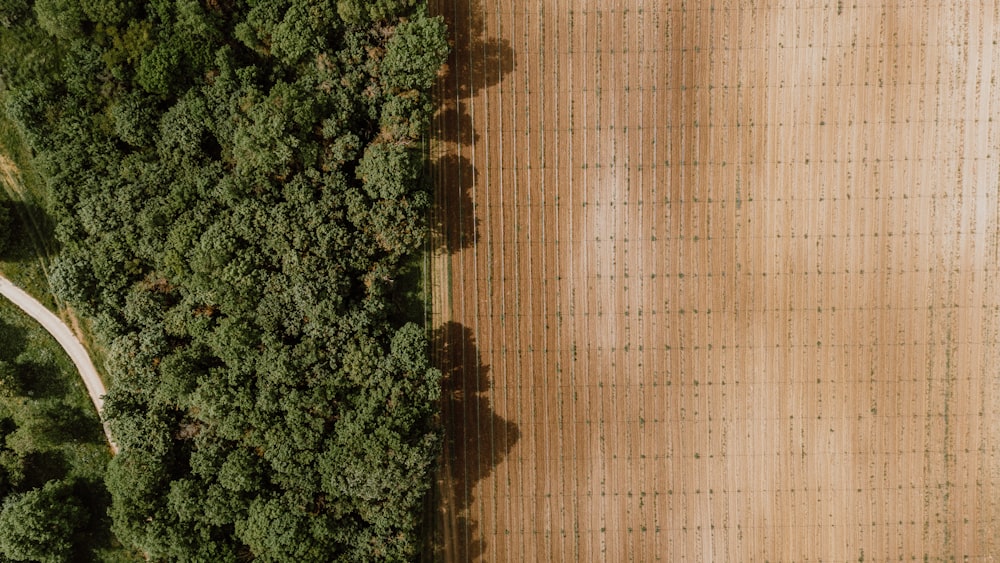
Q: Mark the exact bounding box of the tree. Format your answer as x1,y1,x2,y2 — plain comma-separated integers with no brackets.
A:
0,0,29,28
236,494,337,563
105,449,173,557
1,0,450,557
0,479,86,562
236,0,340,65
48,249,99,315
80,0,136,26
33,0,85,39
336,0,417,25
112,92,158,147
0,416,25,496
136,42,181,96
380,9,449,93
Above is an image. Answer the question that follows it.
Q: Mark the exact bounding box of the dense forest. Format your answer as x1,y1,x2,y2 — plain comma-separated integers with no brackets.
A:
0,0,448,560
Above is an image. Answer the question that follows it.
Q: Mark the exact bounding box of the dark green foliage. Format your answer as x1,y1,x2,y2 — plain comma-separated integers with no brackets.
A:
336,0,418,25
80,0,136,27
0,0,29,28
0,479,85,562
0,360,17,396
0,198,9,255
381,9,449,93
0,0,448,559
136,42,181,96
112,92,158,147
236,0,341,65
33,0,85,39
48,249,99,315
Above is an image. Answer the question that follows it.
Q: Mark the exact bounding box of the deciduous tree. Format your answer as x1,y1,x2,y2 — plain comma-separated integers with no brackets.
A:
0,479,86,563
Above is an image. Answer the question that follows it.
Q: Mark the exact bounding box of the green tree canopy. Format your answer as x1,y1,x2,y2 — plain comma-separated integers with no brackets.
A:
0,0,449,557
0,479,86,562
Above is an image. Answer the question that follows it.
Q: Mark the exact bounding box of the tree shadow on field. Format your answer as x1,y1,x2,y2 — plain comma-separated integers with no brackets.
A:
427,321,519,562
430,0,515,255
40,402,106,445
436,0,515,103
0,317,27,359
22,450,69,488
429,153,479,254
14,358,70,399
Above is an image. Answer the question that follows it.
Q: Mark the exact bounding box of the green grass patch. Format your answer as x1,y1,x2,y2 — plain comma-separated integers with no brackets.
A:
0,113,58,307
0,111,112,386
0,298,138,561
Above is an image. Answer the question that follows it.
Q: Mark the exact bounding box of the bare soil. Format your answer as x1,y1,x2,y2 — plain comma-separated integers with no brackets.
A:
428,1,1000,560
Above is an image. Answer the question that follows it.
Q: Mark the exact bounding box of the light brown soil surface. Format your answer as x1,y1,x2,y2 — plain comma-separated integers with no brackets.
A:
427,1,1000,560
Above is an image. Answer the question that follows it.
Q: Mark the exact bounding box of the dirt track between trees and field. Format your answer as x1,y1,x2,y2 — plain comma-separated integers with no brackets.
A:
0,276,117,453
428,1,1000,560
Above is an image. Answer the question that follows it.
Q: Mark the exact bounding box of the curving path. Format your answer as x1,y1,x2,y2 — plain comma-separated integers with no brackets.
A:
0,275,118,453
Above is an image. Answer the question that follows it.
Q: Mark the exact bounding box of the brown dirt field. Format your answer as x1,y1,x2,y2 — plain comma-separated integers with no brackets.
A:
427,1,1000,560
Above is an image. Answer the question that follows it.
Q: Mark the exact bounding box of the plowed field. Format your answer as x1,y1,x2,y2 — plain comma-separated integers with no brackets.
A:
428,1,1000,560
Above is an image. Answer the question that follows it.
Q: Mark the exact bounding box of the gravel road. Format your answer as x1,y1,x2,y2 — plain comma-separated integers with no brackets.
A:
0,276,117,453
